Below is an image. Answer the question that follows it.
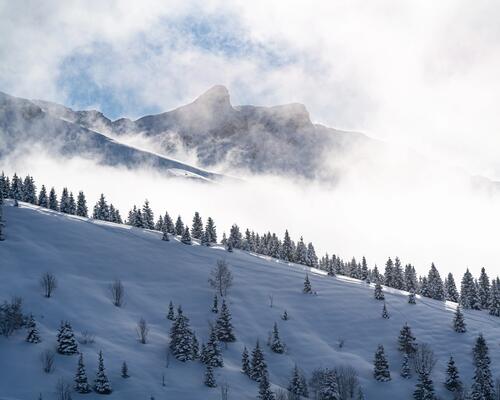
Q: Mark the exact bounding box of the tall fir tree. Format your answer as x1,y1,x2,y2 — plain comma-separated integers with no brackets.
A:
164,212,175,234
167,301,175,320
57,321,79,355
258,372,275,400
303,274,312,294
319,370,341,400
94,351,112,394
401,353,411,379
74,353,92,393
384,258,394,288
445,272,460,302
453,306,467,333
373,345,391,382
59,188,71,213
191,212,204,239
76,191,88,217
250,340,267,382
270,322,284,353
413,373,436,400
374,282,385,300
288,365,309,398
478,267,491,309
142,200,155,229
169,306,196,362
460,269,481,310
25,315,41,343
38,185,48,208
241,346,251,376
204,364,217,388
48,187,58,210
175,216,184,235
93,194,110,221
181,226,192,244
426,263,445,301
281,230,294,262
215,299,235,342
204,326,223,368
444,356,462,393
471,334,495,400
489,278,500,317
398,323,417,354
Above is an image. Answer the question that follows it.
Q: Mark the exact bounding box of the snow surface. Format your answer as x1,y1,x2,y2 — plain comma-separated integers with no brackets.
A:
1,202,499,399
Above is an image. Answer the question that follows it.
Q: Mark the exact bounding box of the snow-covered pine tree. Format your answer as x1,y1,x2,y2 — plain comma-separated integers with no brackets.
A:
460,269,481,310
94,351,112,394
489,278,500,317
306,242,318,268
471,334,495,400
0,172,9,199
360,256,369,281
48,187,58,210
74,353,91,393
10,173,22,200
413,373,436,400
200,343,208,364
175,216,184,236
398,323,417,354
68,192,76,215
404,264,418,293
373,345,391,382
161,224,170,241
453,306,466,333
427,263,445,301
303,274,312,294
384,258,394,288
444,356,462,393
76,191,88,217
59,188,70,213
204,326,223,367
288,364,308,398
167,301,175,320
445,272,459,302
295,237,308,265
204,364,217,388
408,291,416,304
121,361,129,378
164,212,175,234
281,230,293,262
392,257,405,290
57,321,79,355
169,306,195,362
215,299,235,342
211,294,218,313
181,226,192,244
155,215,164,231
191,212,203,239
270,322,284,353
401,353,411,379
478,267,491,309
204,217,217,244
38,185,48,208
142,200,155,229
251,340,267,382
374,282,384,300
241,347,251,376
381,302,390,319
419,276,430,297
26,315,41,343
93,194,110,221
258,372,275,400
319,370,341,400
228,224,242,249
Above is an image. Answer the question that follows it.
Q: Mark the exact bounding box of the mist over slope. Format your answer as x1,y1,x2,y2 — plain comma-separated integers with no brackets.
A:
1,202,500,399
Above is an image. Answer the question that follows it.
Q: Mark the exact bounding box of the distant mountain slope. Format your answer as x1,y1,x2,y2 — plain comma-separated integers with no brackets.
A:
0,92,224,182
1,201,498,399
32,86,376,179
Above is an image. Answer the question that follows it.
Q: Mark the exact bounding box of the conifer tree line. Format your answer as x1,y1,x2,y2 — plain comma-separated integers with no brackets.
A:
3,171,500,319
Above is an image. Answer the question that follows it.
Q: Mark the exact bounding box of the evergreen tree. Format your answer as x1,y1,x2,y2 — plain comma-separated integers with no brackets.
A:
0,172,9,198
155,215,164,231
169,306,195,362
181,226,192,244
48,187,58,210
22,175,37,204
384,258,394,288
215,299,235,342
281,230,294,262
445,272,460,303
453,306,467,333
59,188,71,213
211,294,218,313
398,323,417,354
161,224,170,241
94,351,112,394
460,269,481,310
404,264,418,293
74,353,92,393
57,321,79,355
401,353,411,379
374,282,385,300
288,365,308,398
204,217,217,244
471,334,495,400
303,274,312,294
478,267,491,309
38,185,48,208
360,256,369,281
413,373,436,400
392,257,405,290
295,237,308,265
76,191,88,217
489,278,500,317
167,301,175,320
93,194,110,221
427,263,445,301
68,192,76,215
373,345,391,381
251,340,267,382
444,356,462,393
306,242,318,268
142,200,155,229
164,212,175,234
258,372,275,400
10,173,22,200
175,216,184,236
191,212,204,239
270,322,284,353
204,326,223,367
204,364,217,388
408,291,416,304
382,302,390,319
26,315,41,343
121,361,129,378
241,347,251,376
319,370,341,400
228,224,242,249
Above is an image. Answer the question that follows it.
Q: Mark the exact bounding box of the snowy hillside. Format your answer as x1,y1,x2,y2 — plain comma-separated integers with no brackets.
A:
1,202,499,399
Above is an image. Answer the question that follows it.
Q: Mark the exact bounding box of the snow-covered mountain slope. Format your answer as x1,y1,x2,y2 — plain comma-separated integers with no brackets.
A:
1,202,499,399
0,92,224,183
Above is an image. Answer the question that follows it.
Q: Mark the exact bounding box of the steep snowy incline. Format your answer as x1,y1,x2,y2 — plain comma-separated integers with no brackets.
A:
0,202,499,399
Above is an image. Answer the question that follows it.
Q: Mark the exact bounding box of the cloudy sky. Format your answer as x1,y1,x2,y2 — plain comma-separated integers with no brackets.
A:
2,0,500,179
